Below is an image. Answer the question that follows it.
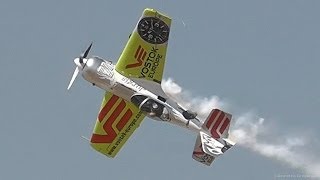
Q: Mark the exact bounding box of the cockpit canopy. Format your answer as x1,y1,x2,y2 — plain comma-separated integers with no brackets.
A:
93,56,112,63
131,95,148,107
131,94,167,118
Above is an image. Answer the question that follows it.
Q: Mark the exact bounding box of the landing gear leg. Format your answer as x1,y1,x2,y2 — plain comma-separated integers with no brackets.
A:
186,120,190,126
182,110,197,119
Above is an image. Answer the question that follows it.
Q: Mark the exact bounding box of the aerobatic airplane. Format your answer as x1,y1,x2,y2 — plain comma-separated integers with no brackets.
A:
67,8,235,166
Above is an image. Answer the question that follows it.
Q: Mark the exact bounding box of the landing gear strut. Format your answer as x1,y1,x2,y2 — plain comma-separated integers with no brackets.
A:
182,110,197,119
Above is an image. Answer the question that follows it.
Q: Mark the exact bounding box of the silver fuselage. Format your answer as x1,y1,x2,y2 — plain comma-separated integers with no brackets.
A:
79,57,201,132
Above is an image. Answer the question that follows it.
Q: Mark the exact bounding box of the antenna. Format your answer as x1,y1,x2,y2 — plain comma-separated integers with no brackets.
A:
81,135,90,142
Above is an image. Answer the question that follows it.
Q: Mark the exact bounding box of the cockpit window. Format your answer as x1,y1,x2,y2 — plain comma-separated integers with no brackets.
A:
140,99,165,117
131,95,148,107
131,94,170,121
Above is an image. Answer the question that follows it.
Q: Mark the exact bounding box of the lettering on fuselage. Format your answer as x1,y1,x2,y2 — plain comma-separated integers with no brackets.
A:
121,77,144,92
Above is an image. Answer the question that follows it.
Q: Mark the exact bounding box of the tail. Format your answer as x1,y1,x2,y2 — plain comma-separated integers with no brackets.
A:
202,109,232,139
192,109,235,166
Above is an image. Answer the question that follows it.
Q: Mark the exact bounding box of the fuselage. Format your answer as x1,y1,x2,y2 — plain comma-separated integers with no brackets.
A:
78,57,201,132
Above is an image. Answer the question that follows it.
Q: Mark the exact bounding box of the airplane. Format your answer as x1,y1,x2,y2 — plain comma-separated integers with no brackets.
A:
67,8,235,166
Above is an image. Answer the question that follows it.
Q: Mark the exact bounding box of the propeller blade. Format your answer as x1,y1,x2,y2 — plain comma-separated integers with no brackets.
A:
67,67,79,90
81,43,93,58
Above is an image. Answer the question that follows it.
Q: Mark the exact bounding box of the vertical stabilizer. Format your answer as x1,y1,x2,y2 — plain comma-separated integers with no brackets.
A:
192,109,236,166
202,109,232,139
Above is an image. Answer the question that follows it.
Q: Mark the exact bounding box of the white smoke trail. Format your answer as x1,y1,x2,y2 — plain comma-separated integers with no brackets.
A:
162,78,320,177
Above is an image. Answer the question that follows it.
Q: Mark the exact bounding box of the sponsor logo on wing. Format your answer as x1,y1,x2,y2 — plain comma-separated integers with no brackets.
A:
193,144,205,156
125,45,147,69
201,133,223,156
91,95,133,143
193,141,215,164
205,109,230,139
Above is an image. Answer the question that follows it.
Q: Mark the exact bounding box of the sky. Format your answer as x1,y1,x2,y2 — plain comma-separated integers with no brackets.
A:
1,0,320,179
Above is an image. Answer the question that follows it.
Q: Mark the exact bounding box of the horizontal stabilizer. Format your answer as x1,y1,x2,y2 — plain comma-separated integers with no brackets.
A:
192,131,235,166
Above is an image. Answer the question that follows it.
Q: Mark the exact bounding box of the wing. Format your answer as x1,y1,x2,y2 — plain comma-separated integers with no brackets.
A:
90,91,145,157
115,8,171,96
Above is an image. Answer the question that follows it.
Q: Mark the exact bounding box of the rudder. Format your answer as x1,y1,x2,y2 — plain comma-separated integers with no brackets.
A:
202,109,232,139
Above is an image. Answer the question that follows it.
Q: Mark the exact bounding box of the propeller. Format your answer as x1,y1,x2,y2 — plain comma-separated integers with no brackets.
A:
67,67,79,90
67,43,93,90
79,42,92,64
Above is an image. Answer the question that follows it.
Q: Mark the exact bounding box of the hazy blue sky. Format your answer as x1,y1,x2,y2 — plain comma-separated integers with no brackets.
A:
1,0,319,179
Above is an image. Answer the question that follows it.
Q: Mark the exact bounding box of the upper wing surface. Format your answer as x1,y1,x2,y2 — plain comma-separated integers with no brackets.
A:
115,8,171,84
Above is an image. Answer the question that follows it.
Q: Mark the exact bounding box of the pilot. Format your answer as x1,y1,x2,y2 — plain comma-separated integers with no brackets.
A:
161,107,170,120
149,102,160,117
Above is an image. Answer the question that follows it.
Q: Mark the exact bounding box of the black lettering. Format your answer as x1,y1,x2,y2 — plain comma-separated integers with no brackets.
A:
146,56,153,62
144,61,152,68
154,61,159,67
142,67,149,73
107,111,143,155
140,47,162,78
151,47,158,53
149,51,156,59
152,64,157,71
140,72,145,78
